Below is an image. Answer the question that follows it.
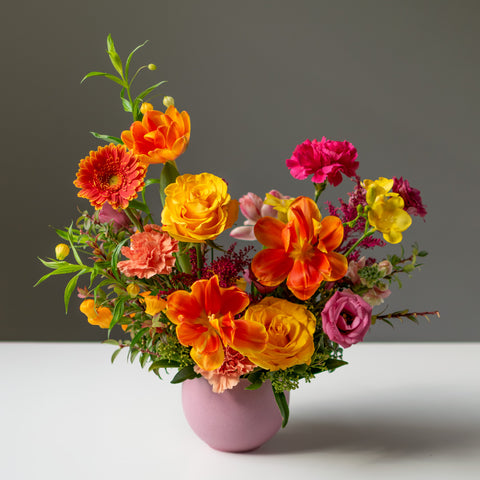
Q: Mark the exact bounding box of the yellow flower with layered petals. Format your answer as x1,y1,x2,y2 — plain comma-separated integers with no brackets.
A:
244,297,316,371
161,173,239,243
363,177,412,244
264,193,295,222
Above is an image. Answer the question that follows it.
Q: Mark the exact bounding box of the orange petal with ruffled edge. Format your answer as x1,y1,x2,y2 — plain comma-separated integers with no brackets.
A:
286,251,330,300
254,216,286,249
166,290,203,324
251,248,293,287
317,216,345,252
191,340,225,371
322,251,349,282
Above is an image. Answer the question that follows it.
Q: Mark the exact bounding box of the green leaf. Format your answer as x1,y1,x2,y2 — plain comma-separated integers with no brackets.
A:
103,339,119,346
125,40,149,80
108,298,125,334
159,161,180,207
111,237,131,281
130,327,149,349
145,178,161,187
121,97,132,112
34,262,86,287
64,270,86,313
106,34,124,78
128,199,150,214
129,349,140,364
67,223,84,266
139,352,149,368
90,132,123,145
273,390,289,428
80,71,126,87
111,348,122,363
245,381,263,391
170,365,199,384
134,80,167,105
149,359,181,371
324,359,348,370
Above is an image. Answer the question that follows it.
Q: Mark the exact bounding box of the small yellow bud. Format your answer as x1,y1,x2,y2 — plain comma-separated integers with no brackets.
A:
127,283,140,298
148,63,157,71
140,102,153,115
163,96,175,108
55,243,70,260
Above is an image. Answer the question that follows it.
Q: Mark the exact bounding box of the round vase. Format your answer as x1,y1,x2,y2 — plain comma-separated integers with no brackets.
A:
182,377,289,452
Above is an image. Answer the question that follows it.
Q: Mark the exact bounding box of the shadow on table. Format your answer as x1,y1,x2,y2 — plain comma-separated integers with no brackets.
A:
255,414,479,458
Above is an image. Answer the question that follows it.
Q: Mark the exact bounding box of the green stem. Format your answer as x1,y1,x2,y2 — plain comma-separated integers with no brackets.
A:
344,227,376,258
125,207,143,232
195,243,204,278
314,181,327,203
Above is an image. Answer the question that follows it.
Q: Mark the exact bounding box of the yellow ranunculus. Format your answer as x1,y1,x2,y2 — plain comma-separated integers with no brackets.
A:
161,173,239,243
363,177,412,244
79,299,113,329
244,297,316,371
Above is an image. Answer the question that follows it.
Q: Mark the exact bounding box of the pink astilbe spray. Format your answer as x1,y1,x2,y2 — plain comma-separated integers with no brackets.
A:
392,177,427,219
194,346,256,393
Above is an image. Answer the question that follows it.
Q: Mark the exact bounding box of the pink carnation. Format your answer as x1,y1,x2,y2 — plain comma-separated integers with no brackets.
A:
286,137,359,186
321,290,372,348
117,224,178,279
194,346,255,393
392,177,427,218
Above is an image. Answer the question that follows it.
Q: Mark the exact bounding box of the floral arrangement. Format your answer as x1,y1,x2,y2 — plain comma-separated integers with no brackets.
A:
37,36,438,427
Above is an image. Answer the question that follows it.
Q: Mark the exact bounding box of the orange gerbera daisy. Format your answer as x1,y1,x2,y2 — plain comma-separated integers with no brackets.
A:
121,103,190,166
251,196,348,300
74,144,145,210
166,275,267,371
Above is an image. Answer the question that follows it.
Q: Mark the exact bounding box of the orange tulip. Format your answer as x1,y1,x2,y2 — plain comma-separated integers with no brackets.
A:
121,103,190,166
166,276,267,371
251,196,348,300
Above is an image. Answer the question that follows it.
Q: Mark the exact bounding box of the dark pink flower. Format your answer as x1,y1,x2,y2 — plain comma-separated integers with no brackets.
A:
392,177,427,218
98,203,131,232
321,290,372,348
117,224,178,279
286,137,359,186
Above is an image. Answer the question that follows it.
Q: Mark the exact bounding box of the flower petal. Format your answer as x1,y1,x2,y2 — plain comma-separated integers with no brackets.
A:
254,217,285,248
251,248,293,286
322,251,349,282
317,215,345,251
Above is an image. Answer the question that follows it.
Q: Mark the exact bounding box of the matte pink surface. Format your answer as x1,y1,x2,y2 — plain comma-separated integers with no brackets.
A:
182,377,289,452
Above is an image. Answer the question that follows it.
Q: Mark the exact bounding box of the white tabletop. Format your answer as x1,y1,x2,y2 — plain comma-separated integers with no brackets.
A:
1,342,479,480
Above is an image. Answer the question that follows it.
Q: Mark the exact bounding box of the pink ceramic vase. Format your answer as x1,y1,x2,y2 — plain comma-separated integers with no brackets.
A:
182,377,289,452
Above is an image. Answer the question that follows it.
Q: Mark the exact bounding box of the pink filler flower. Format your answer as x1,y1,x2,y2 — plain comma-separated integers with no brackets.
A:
118,224,178,278
392,176,427,218
321,290,372,348
286,137,359,186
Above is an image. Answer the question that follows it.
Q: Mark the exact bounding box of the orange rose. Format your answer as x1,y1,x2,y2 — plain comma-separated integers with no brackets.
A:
161,173,239,243
121,103,190,166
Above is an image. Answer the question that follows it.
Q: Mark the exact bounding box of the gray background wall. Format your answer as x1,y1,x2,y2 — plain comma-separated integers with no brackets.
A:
1,0,478,341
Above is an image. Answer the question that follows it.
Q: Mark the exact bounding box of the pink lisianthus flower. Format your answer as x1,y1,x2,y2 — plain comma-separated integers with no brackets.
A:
321,290,372,348
98,203,131,232
230,190,288,241
286,137,359,186
194,346,256,393
392,177,427,218
363,285,391,307
117,224,178,278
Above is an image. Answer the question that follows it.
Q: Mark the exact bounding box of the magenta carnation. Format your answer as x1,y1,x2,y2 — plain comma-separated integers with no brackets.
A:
286,137,359,186
321,290,372,348
117,224,178,279
392,177,427,218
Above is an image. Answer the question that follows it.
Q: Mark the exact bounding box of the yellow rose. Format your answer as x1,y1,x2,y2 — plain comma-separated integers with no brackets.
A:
244,297,316,371
161,173,239,243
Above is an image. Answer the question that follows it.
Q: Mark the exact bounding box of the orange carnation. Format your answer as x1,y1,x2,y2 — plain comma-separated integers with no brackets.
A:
74,144,145,210
121,103,190,166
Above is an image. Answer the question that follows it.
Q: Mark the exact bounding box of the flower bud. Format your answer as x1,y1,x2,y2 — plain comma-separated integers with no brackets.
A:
55,243,70,260
148,63,157,71
163,96,175,108
378,260,393,276
127,283,140,297
140,102,153,115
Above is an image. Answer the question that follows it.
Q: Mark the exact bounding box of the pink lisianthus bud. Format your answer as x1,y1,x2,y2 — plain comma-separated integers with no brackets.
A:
378,260,393,276
230,190,289,241
363,285,391,306
321,290,372,348
98,203,132,232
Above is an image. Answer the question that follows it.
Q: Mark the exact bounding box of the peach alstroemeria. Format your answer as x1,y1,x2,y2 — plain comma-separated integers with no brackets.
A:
251,196,348,300
166,275,267,371
79,299,113,329
140,292,167,316
121,103,190,166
